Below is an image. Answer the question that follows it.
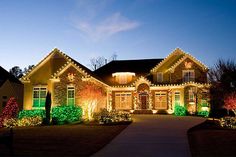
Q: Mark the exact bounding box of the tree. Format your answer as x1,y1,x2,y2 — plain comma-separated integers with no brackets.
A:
0,97,19,127
23,65,34,75
89,56,106,70
224,92,236,116
208,59,236,110
9,66,23,78
45,91,52,125
89,54,118,70
79,83,105,121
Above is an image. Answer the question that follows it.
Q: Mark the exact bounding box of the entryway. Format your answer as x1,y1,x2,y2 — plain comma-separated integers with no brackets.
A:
139,92,148,109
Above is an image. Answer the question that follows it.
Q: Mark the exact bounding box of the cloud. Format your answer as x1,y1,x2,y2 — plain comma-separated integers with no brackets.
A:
72,12,139,41
70,1,139,41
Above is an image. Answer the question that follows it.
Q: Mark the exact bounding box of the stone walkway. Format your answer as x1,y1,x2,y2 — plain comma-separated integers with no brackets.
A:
92,115,205,157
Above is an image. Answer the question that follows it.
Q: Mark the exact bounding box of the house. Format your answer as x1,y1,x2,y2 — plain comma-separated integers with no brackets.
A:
0,66,23,113
20,48,210,114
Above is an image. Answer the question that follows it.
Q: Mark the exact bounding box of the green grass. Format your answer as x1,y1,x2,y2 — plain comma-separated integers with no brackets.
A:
188,120,236,157
0,123,130,156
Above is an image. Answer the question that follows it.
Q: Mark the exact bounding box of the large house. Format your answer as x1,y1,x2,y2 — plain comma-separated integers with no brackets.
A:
0,66,23,113
20,48,210,114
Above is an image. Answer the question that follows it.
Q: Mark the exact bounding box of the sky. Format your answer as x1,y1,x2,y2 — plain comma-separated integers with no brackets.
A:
0,0,236,71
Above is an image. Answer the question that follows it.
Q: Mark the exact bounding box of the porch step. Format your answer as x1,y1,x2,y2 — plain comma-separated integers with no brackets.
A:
133,110,153,114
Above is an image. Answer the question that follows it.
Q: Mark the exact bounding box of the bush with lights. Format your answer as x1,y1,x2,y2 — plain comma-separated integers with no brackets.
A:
174,105,187,116
93,108,132,124
18,109,45,119
17,116,43,127
0,97,19,127
52,105,82,124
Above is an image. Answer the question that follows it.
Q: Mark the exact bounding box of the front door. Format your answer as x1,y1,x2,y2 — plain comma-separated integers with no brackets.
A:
139,92,148,109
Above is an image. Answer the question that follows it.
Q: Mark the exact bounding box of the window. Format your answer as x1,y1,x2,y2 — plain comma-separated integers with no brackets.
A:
112,72,135,84
67,86,75,105
189,88,195,102
174,91,180,106
201,91,208,107
155,91,167,109
115,92,132,109
157,72,163,82
33,87,47,108
183,70,195,82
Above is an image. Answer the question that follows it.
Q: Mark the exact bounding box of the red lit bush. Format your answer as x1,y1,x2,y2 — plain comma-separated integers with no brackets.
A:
0,97,19,127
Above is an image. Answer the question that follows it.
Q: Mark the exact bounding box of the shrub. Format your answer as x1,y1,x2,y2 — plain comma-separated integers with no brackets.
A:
17,116,43,127
219,117,236,129
0,97,19,127
52,105,82,124
197,111,209,117
174,105,187,116
3,118,18,128
18,109,45,119
94,109,132,124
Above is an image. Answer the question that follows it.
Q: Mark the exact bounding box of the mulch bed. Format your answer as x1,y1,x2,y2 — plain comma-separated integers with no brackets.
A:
188,120,236,157
0,122,130,157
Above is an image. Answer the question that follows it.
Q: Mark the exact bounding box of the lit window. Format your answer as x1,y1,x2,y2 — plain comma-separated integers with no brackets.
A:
155,91,167,109
67,86,75,105
183,70,195,82
174,91,180,106
189,88,195,102
157,72,163,82
115,92,132,109
33,87,47,108
201,91,208,107
112,72,135,84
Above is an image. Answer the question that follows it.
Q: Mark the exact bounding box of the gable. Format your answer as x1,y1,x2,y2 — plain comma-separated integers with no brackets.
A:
151,48,185,73
168,54,208,73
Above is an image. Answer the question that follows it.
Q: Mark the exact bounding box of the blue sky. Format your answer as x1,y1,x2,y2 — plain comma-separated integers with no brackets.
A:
0,0,236,71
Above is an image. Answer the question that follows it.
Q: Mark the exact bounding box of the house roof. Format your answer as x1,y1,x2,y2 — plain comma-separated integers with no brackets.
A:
0,66,22,87
95,59,163,74
94,59,163,85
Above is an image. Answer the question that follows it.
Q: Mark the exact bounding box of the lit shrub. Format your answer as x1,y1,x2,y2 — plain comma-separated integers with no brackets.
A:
3,118,18,128
0,97,19,127
52,105,82,124
94,109,132,124
174,105,187,116
17,116,43,127
197,111,209,117
18,109,45,119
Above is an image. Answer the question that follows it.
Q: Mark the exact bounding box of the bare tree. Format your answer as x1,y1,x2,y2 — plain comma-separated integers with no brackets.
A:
89,53,118,71
89,56,106,70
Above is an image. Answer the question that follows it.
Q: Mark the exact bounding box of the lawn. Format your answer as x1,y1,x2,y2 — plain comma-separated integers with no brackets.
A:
188,120,236,157
0,122,130,157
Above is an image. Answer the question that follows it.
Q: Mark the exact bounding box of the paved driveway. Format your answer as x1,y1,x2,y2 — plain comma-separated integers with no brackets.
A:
92,115,205,157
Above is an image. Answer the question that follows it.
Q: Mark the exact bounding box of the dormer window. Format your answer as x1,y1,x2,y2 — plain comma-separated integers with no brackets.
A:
112,72,135,84
157,72,163,82
182,70,195,82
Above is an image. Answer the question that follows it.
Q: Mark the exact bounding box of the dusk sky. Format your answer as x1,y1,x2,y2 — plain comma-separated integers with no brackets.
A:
0,0,236,71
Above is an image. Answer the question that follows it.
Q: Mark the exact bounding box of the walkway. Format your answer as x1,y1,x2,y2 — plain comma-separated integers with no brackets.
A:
92,115,205,157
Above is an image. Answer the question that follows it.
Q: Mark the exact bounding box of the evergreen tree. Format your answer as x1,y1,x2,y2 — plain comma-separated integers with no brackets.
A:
45,91,52,125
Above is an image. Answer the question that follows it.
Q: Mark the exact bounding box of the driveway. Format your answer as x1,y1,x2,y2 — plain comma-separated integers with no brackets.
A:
92,115,205,157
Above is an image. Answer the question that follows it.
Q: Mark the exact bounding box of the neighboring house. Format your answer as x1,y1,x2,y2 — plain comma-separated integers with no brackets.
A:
21,48,210,114
0,66,23,113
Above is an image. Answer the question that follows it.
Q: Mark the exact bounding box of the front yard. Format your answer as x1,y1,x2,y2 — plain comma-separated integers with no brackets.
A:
0,123,130,156
188,120,236,157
